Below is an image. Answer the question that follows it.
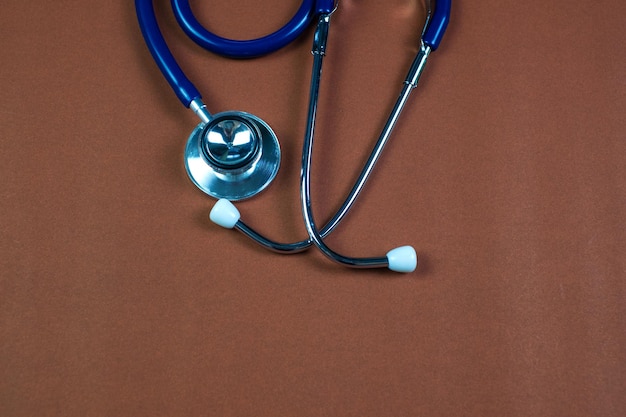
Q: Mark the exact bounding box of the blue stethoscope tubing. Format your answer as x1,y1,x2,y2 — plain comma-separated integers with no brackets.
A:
135,0,451,272
135,0,449,107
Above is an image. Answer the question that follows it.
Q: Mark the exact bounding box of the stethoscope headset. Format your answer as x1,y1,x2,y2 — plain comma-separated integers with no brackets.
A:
135,0,451,273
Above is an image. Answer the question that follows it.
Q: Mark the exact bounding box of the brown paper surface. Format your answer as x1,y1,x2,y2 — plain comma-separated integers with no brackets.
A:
1,1,624,416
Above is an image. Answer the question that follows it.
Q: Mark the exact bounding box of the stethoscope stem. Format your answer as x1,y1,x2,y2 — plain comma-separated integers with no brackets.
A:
189,98,211,123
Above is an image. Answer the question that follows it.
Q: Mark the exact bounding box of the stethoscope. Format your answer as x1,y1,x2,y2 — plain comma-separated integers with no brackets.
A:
136,0,450,273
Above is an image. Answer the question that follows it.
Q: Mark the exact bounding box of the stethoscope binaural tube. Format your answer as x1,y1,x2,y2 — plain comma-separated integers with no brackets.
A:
299,13,417,271
209,1,451,272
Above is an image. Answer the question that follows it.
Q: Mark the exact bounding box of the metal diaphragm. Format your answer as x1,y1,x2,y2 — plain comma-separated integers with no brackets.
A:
184,111,280,201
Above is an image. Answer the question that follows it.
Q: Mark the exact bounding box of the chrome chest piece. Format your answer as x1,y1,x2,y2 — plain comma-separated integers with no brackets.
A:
184,111,281,201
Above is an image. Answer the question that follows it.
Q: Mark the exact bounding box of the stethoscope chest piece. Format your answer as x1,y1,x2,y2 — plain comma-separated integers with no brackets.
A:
184,111,281,200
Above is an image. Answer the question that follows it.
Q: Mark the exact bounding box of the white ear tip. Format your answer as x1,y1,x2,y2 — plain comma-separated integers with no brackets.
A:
209,199,240,229
386,246,417,273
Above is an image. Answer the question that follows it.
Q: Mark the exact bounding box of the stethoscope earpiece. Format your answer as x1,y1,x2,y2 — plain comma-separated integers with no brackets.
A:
386,246,418,273
184,112,280,201
209,198,240,229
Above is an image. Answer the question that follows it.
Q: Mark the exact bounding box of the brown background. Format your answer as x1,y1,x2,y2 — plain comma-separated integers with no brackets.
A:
1,1,625,416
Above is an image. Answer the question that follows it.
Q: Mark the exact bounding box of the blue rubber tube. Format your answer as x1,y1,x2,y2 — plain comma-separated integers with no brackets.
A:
172,0,319,58
423,0,451,50
135,0,333,106
135,0,447,107
136,0,201,107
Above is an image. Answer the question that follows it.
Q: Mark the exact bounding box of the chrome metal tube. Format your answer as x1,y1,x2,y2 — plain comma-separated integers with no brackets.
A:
234,221,310,253
232,49,431,256
322,42,431,235
300,14,389,269
225,16,432,265
190,98,212,123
